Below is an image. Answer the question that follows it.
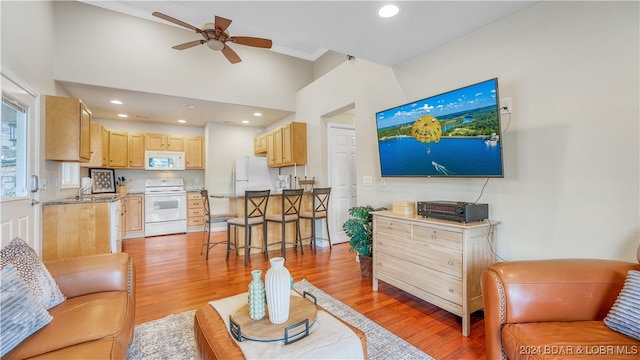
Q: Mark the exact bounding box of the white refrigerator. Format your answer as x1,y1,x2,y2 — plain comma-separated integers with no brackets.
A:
234,156,279,195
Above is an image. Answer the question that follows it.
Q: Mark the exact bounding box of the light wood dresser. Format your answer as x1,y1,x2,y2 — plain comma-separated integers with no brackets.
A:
371,210,499,336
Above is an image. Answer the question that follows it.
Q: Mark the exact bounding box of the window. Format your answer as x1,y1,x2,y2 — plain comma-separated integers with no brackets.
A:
1,95,27,199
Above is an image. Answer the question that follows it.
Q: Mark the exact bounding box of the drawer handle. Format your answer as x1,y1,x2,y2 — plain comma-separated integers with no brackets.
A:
448,261,454,266
448,289,454,294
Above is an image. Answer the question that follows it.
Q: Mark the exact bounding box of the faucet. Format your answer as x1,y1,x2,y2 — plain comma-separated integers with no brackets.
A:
76,186,89,200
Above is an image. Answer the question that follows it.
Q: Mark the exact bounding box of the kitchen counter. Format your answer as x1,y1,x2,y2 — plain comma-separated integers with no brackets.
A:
43,193,126,205
210,190,311,199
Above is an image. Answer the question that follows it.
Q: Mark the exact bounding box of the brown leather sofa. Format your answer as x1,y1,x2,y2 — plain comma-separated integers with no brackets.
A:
482,258,640,360
2,253,135,359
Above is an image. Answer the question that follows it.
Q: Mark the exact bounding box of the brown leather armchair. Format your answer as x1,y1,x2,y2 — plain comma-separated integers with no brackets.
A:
482,258,640,360
3,253,135,359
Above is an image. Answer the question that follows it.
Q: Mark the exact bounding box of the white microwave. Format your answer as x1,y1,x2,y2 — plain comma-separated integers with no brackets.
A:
145,151,185,170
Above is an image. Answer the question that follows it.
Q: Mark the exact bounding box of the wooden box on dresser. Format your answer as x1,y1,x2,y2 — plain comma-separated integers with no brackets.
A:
371,210,499,336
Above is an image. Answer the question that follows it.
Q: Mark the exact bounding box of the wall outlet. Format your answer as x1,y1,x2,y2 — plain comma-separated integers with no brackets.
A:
362,176,372,186
500,97,512,115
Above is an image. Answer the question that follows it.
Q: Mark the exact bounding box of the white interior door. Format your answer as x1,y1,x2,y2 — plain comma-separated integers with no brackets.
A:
1,71,40,252
328,124,356,244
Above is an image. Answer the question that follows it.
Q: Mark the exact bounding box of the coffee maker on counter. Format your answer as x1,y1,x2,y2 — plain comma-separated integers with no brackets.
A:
275,174,291,191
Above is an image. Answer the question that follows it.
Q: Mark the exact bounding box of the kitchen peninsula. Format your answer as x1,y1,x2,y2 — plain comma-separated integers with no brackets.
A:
211,191,318,254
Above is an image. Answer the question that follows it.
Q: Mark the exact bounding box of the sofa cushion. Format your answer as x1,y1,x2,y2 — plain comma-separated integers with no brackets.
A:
604,270,640,340
501,321,640,359
4,291,131,359
0,238,66,309
0,265,53,357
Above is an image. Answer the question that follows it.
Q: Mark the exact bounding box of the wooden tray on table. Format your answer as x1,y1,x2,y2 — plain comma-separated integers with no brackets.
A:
229,295,317,344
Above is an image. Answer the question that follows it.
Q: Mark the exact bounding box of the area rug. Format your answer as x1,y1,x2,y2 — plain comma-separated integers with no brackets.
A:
127,279,433,360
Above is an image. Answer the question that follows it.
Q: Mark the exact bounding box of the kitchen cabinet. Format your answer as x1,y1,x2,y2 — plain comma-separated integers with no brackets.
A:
187,192,204,229
43,202,111,260
127,132,145,168
371,211,499,336
266,122,307,168
83,122,108,168
45,95,92,162
254,133,267,154
185,136,205,169
267,131,276,167
101,126,110,165
125,194,144,232
145,134,184,151
108,130,128,167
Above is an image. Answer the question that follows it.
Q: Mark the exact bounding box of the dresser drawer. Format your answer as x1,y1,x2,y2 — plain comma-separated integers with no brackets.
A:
188,199,203,209
374,217,411,238
376,232,462,278
413,224,463,251
377,252,462,305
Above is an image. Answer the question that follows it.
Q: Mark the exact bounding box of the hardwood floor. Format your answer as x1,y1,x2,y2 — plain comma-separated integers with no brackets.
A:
123,231,487,359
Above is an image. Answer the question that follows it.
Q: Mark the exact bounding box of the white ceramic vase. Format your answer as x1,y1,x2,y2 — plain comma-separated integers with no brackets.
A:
265,257,291,324
248,269,266,320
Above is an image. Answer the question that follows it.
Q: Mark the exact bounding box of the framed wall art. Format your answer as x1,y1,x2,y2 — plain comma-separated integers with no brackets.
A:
89,168,116,193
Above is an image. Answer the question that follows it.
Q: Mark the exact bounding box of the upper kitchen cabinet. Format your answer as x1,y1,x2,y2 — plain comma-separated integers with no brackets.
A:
45,95,91,162
185,136,204,169
83,121,108,168
127,132,145,168
108,130,128,168
254,133,267,154
267,122,307,168
145,134,184,151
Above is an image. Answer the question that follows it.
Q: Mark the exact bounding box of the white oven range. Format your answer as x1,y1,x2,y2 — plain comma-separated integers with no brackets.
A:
144,178,187,237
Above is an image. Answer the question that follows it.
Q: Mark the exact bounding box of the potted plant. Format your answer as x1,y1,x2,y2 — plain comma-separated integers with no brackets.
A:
343,205,386,278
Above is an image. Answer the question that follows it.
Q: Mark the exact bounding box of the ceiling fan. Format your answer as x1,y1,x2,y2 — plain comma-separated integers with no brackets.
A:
152,12,272,64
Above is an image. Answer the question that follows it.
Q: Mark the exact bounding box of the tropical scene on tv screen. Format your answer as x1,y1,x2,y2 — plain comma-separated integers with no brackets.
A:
376,78,503,177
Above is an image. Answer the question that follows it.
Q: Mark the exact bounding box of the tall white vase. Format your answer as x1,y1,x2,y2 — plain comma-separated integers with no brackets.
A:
265,257,291,324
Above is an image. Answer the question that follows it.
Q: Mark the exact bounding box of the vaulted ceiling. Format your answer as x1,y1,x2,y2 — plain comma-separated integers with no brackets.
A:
60,1,535,127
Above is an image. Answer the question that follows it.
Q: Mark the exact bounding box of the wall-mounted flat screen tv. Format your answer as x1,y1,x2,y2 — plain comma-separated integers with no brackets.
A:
375,78,504,178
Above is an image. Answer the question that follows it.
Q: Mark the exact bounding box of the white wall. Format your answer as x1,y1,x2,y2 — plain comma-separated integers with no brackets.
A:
295,1,640,262
52,1,313,112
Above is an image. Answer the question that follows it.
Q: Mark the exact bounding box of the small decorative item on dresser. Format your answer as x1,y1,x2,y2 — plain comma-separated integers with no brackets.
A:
248,270,266,320
265,257,292,324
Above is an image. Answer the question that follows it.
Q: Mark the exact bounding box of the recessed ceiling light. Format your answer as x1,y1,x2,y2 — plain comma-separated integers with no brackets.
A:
117,114,128,118
177,119,187,123
253,112,262,117
110,100,123,105
241,120,250,124
378,4,400,18
183,104,195,109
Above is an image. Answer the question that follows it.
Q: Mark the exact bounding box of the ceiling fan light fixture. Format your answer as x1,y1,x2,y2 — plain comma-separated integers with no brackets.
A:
378,4,400,18
206,39,225,51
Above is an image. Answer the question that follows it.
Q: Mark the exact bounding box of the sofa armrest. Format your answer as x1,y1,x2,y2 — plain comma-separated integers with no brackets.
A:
481,259,639,360
45,253,134,299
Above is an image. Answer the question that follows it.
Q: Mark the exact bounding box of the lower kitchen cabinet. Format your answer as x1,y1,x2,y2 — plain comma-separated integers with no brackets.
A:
125,194,144,232
42,200,122,260
187,191,204,231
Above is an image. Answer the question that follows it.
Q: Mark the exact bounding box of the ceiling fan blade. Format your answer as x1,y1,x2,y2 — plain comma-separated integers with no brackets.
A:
229,36,273,49
172,40,205,50
214,16,232,33
153,12,203,34
221,46,241,64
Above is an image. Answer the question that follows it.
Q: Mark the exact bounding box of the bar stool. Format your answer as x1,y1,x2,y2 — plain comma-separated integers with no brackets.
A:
200,190,235,260
299,187,331,253
226,190,270,266
265,189,304,259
